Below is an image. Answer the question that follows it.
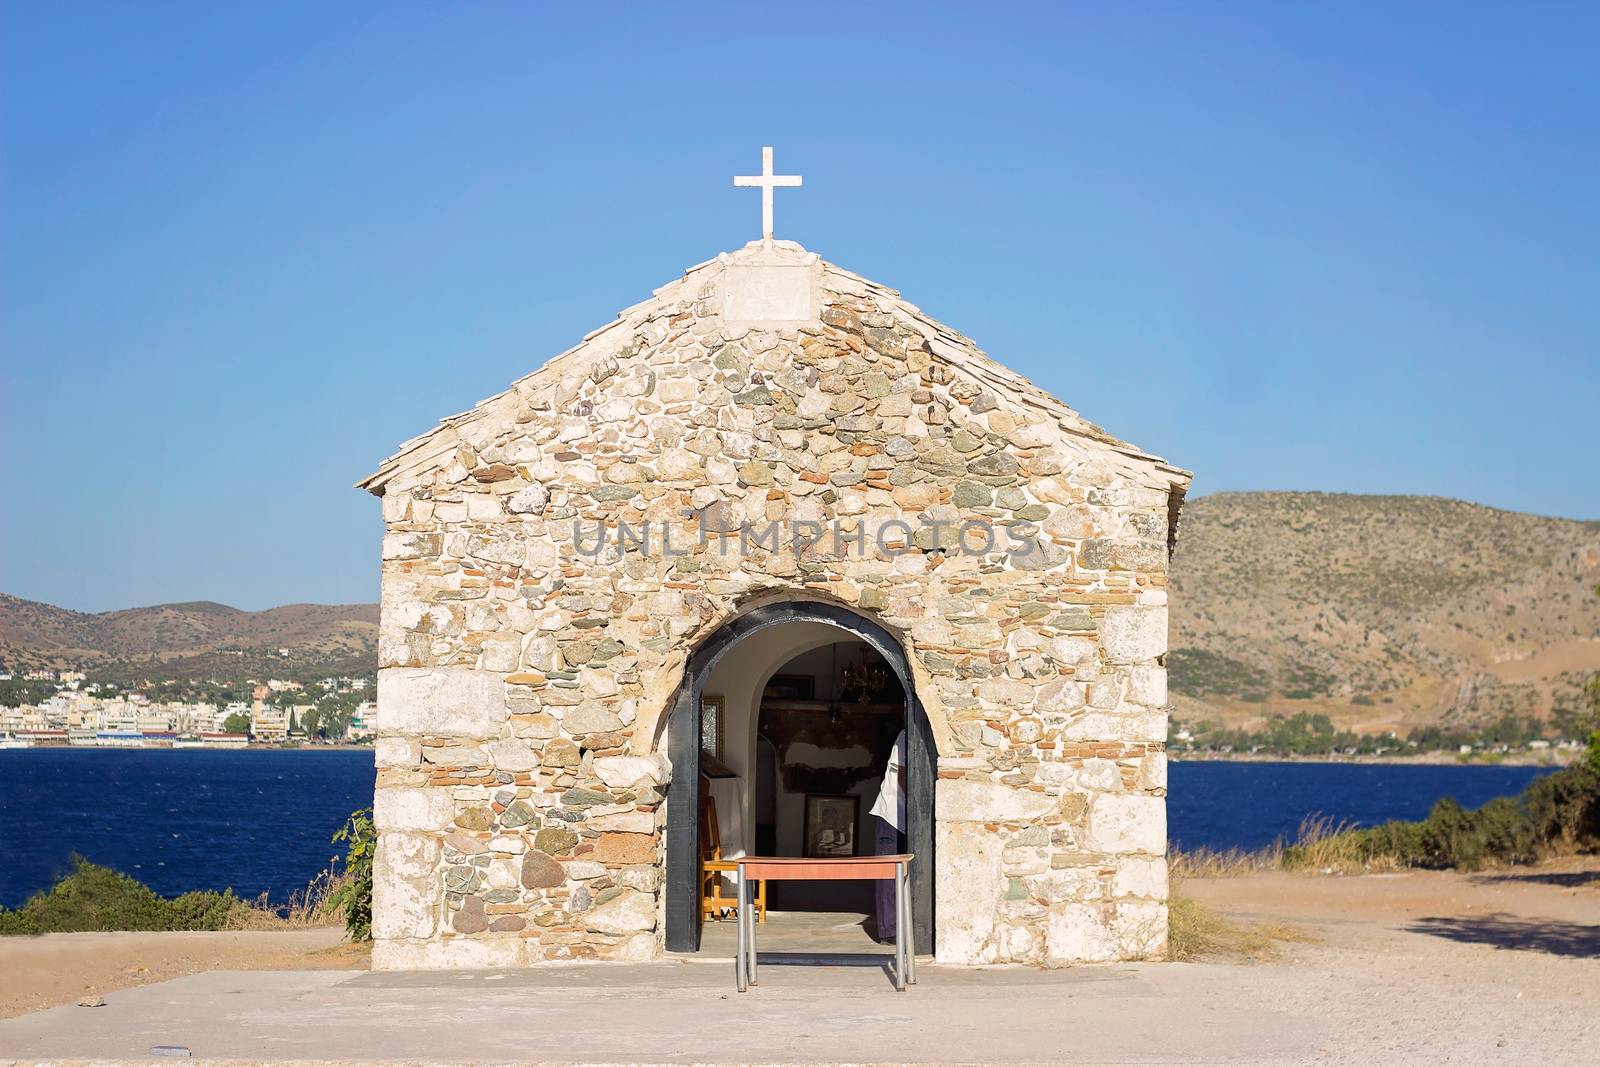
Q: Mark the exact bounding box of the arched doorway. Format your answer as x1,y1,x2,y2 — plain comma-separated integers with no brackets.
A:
750,640,904,914
664,602,935,953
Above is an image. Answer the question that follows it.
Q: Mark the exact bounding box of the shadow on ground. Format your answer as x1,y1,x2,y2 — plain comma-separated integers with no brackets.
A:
1468,869,1600,890
1408,913,1600,958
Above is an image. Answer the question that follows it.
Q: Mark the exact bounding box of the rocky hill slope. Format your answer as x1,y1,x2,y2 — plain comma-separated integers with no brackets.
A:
1169,493,1600,735
0,595,378,682
3,493,1596,724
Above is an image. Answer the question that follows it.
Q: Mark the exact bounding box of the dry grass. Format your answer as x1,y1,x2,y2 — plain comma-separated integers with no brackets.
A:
1167,878,1311,963
225,865,356,931
1280,814,1406,874
1170,842,1283,878
1174,814,1412,878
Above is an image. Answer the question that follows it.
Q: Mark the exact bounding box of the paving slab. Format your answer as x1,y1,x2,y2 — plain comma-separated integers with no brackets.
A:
5,870,1599,1067
0,961,1314,1065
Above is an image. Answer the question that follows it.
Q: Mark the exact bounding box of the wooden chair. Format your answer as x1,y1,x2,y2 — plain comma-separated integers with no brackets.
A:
701,791,766,923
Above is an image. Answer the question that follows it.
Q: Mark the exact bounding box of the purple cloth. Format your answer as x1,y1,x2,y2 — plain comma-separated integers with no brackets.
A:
872,814,905,939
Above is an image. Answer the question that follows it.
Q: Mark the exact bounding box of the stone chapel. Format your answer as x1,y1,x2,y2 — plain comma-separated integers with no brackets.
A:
358,155,1190,970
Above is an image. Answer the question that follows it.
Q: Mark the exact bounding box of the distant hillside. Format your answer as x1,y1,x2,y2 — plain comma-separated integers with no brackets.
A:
1170,493,1600,736
4,491,1597,724
0,595,378,682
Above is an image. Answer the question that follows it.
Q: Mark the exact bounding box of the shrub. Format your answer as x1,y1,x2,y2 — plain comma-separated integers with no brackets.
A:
1523,761,1600,847
328,807,375,942
1284,762,1600,872
0,856,244,934
0,810,381,938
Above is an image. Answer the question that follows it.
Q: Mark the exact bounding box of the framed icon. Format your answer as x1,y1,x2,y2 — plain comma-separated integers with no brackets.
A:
803,794,859,858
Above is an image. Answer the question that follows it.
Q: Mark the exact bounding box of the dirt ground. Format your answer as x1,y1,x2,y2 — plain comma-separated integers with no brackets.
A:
1182,851,1600,950
1,857,1596,1064
0,925,363,1020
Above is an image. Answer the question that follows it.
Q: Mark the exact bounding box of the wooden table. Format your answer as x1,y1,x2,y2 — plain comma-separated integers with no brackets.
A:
733,854,915,992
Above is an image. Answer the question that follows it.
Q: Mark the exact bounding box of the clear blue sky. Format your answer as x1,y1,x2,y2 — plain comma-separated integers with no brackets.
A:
3,3,1596,613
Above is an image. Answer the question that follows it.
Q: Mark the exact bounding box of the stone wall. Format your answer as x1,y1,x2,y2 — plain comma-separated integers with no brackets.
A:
366,242,1185,968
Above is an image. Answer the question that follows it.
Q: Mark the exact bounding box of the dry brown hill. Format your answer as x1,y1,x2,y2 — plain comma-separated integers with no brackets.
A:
3,492,1597,721
1170,492,1600,736
0,595,378,682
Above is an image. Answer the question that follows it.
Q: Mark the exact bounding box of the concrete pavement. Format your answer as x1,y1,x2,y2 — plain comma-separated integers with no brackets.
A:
2,959,1324,1065
5,887,1598,1067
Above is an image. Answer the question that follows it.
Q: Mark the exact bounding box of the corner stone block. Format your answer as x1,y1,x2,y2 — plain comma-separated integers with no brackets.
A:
1112,856,1169,900
1140,752,1168,792
1059,710,1166,743
1112,899,1169,959
612,931,659,962
1099,606,1168,665
374,786,457,832
1125,665,1168,707
1084,793,1167,855
374,737,420,769
934,821,1004,964
592,755,661,790
377,667,506,738
937,779,1057,823
1044,903,1119,964
583,888,657,934
371,832,441,940
381,532,439,561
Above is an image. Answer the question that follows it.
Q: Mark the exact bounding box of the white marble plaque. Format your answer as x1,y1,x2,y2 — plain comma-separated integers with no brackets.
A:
721,263,814,323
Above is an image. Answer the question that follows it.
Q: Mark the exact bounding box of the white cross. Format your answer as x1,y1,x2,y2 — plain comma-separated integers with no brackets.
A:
733,146,802,244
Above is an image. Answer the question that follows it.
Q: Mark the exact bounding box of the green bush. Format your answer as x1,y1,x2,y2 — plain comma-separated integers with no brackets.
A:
328,807,375,942
0,856,242,934
1285,762,1600,871
0,809,380,938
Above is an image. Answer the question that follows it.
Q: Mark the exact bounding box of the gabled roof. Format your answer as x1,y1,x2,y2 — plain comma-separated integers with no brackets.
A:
357,241,1191,495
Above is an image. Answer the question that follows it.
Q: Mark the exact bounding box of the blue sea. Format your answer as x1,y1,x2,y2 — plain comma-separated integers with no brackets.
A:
0,749,1565,907
1165,760,1562,853
1,748,376,908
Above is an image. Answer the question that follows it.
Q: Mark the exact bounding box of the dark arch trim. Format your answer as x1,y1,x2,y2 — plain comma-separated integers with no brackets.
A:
664,601,936,953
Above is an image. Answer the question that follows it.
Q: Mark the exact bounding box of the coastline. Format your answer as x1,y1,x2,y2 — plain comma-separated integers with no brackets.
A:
1171,751,1577,768
4,746,1572,765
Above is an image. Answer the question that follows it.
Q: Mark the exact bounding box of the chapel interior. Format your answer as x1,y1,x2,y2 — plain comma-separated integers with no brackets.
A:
698,628,905,925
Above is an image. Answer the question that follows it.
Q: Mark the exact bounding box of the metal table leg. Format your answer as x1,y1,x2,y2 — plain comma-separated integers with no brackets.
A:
735,865,747,993
746,868,758,986
903,860,916,984
893,862,907,991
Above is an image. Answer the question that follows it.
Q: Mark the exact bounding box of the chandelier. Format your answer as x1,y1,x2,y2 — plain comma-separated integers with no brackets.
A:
840,655,892,705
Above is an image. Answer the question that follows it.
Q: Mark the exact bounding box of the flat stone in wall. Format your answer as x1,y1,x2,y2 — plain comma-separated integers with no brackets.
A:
377,667,506,738
934,819,1005,964
372,832,442,940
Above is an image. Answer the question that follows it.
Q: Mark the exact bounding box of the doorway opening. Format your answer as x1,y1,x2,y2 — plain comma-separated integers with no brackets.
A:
663,602,934,956
752,641,904,913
